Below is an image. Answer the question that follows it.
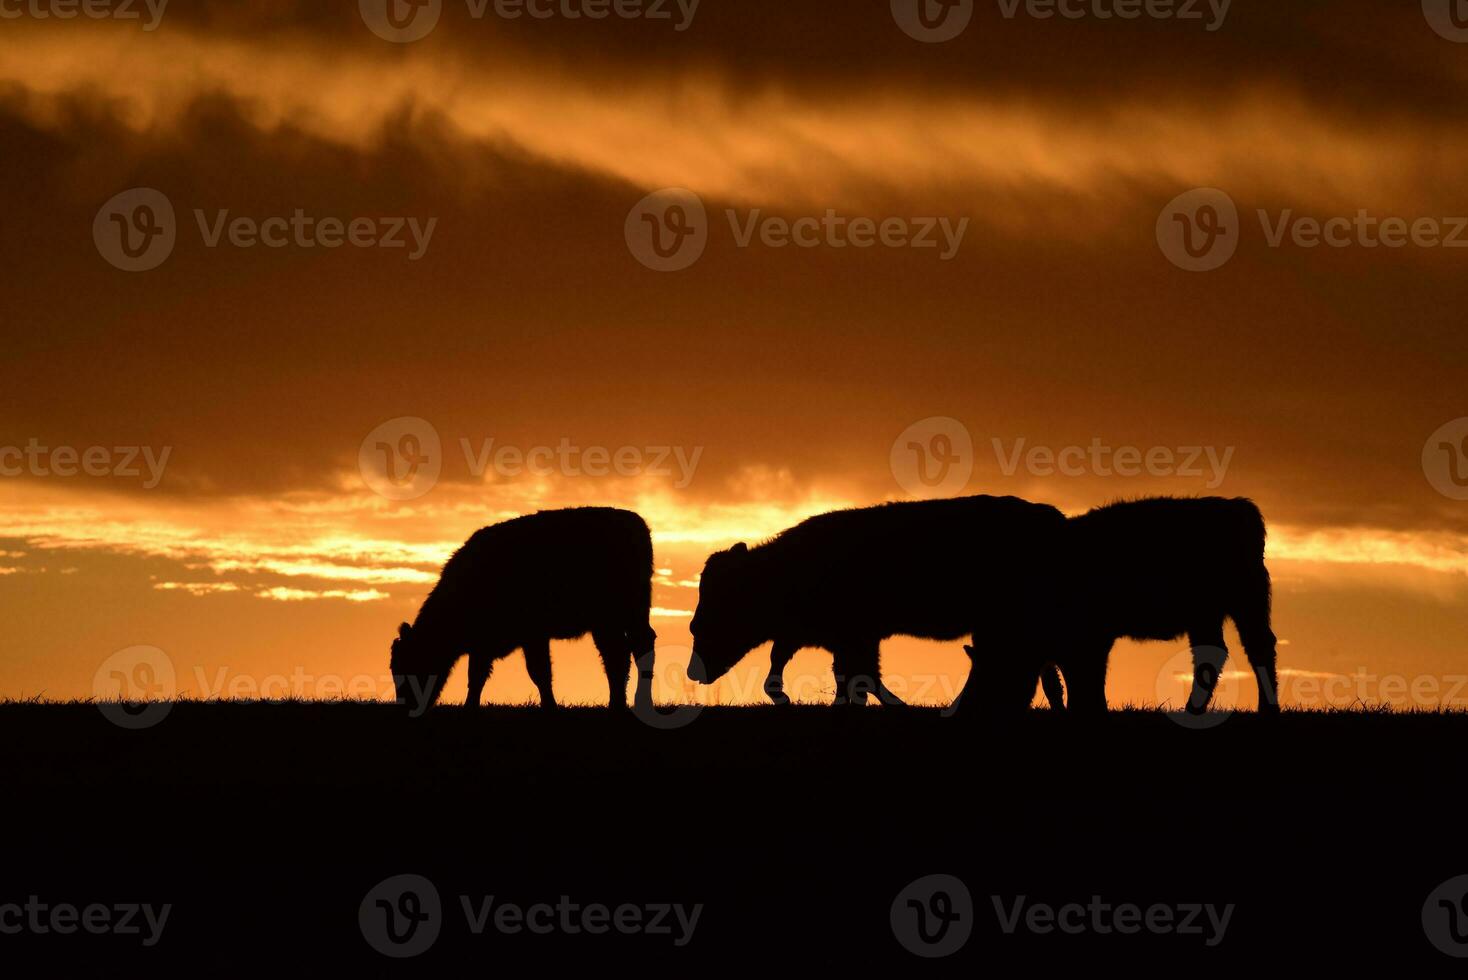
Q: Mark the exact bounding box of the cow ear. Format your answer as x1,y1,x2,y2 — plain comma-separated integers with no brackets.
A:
731,542,748,555
398,622,413,639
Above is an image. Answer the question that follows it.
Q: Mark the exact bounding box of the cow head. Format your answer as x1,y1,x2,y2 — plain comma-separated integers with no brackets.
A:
688,542,766,685
960,643,1047,715
390,621,450,714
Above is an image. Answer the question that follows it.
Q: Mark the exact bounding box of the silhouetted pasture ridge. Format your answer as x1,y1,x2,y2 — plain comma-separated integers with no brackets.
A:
3,702,1460,968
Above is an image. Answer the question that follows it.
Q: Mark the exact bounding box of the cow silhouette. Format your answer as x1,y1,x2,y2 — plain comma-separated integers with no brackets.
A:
968,496,1280,716
390,507,657,712
687,495,1065,706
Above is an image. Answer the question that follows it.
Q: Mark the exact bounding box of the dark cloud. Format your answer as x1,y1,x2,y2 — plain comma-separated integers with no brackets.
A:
0,2,1462,542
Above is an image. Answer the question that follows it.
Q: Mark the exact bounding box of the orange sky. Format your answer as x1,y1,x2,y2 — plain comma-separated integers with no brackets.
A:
2,2,1467,710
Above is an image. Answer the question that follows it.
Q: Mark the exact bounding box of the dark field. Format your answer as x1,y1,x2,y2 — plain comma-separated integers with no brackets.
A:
4,702,1466,968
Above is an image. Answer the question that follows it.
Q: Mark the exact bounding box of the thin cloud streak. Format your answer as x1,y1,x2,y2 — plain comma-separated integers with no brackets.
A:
3,481,1468,600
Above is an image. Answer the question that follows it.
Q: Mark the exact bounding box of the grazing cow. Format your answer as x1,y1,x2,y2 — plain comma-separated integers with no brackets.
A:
390,507,658,712
687,495,1066,706
970,496,1280,716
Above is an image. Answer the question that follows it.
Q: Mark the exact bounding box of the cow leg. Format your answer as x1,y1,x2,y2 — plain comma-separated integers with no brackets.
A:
834,638,902,707
593,629,632,711
874,675,907,708
765,639,799,706
860,638,905,706
1038,662,1066,711
1185,623,1229,716
1233,567,1280,715
1060,637,1112,716
465,652,494,707
523,638,558,710
627,623,657,712
830,643,855,707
